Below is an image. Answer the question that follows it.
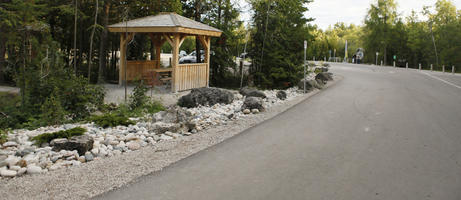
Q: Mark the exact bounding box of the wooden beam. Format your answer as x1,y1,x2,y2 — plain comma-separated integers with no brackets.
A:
197,35,209,50
178,34,187,48
162,33,174,47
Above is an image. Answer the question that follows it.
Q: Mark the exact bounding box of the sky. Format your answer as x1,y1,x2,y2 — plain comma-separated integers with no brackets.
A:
237,0,461,30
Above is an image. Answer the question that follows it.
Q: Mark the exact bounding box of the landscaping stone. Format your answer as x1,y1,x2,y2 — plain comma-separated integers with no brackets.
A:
149,122,181,134
242,109,251,114
127,141,141,151
50,135,93,155
26,165,42,174
84,152,94,162
2,142,18,148
315,72,333,84
178,87,234,108
0,169,17,177
276,91,287,100
241,97,265,112
240,87,267,98
298,79,322,91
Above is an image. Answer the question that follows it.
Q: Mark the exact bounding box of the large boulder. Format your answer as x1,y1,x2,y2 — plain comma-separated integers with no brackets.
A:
298,79,323,91
315,72,333,84
149,122,181,134
239,87,267,98
50,135,93,155
178,87,234,108
241,97,265,112
276,91,287,100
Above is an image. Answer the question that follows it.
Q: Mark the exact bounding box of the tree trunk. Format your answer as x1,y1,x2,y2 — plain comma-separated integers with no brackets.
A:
0,37,5,83
195,0,201,63
88,0,99,83
98,0,111,84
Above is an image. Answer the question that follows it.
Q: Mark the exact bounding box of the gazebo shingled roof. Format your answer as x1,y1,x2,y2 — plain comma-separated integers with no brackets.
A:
108,12,222,36
108,12,222,92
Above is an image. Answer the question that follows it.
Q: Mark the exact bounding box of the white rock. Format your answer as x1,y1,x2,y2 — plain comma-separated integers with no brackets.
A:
91,148,99,155
160,134,173,140
0,169,17,177
126,141,141,151
27,165,42,174
9,166,21,171
251,109,260,114
117,141,126,148
2,142,18,147
17,167,27,175
113,150,122,155
125,133,138,141
99,148,108,157
5,156,20,167
93,141,100,149
49,164,62,171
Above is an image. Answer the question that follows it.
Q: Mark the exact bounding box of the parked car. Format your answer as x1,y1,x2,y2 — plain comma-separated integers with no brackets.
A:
179,50,205,64
179,50,188,58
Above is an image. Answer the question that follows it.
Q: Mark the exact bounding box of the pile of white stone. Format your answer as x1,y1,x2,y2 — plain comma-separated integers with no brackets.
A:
0,87,303,179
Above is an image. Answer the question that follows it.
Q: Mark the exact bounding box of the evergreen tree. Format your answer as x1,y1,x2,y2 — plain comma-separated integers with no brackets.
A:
249,0,312,89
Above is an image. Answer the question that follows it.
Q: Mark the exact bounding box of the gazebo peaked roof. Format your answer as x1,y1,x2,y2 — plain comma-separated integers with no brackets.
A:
108,12,222,37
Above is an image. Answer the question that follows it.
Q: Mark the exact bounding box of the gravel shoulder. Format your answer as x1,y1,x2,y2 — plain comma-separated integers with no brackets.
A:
0,76,341,200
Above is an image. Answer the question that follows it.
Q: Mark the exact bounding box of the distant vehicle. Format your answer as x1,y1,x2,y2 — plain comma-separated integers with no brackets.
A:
179,50,188,58
179,50,205,64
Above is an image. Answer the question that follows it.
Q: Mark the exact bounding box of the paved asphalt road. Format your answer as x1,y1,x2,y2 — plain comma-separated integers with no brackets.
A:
96,63,461,200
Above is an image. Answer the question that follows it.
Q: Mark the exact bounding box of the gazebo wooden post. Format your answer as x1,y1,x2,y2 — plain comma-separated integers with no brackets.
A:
198,35,211,87
119,32,134,85
205,37,211,87
172,33,180,92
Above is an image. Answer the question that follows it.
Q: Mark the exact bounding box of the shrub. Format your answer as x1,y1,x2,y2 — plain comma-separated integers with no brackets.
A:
31,127,86,146
129,81,149,110
0,129,8,144
40,88,67,126
144,100,165,114
90,113,134,128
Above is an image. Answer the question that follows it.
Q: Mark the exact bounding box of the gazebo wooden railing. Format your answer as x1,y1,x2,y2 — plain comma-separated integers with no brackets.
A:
108,12,222,92
126,60,160,81
175,63,208,91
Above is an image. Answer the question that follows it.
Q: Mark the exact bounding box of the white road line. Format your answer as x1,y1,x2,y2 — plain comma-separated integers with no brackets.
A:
421,71,461,90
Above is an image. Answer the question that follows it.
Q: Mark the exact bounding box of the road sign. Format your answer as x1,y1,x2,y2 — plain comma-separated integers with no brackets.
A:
304,40,307,49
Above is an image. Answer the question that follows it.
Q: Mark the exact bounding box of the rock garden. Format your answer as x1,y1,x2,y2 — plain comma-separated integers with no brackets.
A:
0,65,334,179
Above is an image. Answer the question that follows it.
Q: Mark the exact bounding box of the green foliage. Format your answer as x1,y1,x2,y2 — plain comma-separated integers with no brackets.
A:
144,100,166,114
90,113,134,128
249,0,313,89
31,127,86,146
0,129,7,144
39,88,67,126
129,81,149,110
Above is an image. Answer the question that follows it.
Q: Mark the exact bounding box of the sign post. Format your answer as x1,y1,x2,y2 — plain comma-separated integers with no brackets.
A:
304,40,307,94
376,52,379,66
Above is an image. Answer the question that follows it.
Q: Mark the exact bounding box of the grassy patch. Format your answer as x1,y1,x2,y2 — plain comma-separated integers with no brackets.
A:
31,127,86,146
90,113,135,128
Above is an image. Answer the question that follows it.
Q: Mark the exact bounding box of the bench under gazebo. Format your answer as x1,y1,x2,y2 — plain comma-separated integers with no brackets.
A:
108,12,222,92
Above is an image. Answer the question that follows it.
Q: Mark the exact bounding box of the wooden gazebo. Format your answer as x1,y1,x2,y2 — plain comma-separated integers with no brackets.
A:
108,13,222,92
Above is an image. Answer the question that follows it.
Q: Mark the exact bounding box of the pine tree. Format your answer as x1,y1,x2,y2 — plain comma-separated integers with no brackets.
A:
249,0,313,89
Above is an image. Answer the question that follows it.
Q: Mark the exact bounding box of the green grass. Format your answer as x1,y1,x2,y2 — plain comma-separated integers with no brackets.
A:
31,127,87,146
